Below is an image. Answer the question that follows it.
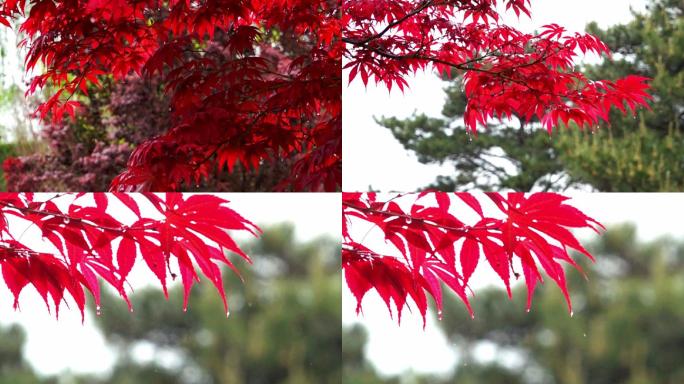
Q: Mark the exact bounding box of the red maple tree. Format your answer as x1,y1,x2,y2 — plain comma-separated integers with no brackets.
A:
343,192,602,324
343,0,652,133
0,0,341,191
0,193,259,320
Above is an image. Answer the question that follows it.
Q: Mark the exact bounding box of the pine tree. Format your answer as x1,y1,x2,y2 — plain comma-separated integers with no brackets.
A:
556,0,684,191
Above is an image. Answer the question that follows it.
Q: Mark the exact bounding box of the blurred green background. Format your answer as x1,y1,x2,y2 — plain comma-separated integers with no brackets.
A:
0,224,341,384
344,224,684,384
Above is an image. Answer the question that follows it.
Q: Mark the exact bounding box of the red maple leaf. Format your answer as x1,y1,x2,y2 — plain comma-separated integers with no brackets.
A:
342,192,602,326
0,193,259,320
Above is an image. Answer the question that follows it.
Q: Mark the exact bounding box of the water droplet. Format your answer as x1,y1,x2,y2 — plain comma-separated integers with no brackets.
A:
129,307,134,313
570,310,574,317
583,333,587,337
226,310,231,318
437,310,443,320
526,308,531,313
183,307,188,313
405,217,412,224
96,305,101,316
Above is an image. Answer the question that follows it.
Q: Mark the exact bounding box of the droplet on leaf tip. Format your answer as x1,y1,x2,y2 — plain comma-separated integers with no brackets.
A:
226,310,230,318
570,310,574,317
437,310,443,320
96,305,101,316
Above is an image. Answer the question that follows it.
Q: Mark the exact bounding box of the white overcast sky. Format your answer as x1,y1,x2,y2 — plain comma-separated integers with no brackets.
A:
342,0,654,377
343,0,650,192
0,193,340,378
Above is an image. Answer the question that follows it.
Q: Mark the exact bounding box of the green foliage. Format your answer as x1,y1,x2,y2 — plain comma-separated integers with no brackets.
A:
0,84,21,108
555,121,683,191
346,224,684,383
379,107,566,191
554,0,684,191
0,141,16,189
379,0,684,191
0,325,51,384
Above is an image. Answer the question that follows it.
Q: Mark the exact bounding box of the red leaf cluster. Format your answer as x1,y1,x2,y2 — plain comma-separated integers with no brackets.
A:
0,193,259,320
342,192,602,325
343,0,652,133
1,0,341,191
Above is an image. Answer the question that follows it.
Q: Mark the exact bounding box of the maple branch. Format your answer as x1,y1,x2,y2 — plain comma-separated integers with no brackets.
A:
343,0,436,46
348,41,562,98
342,244,397,260
345,14,586,103
0,201,143,234
343,201,500,234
